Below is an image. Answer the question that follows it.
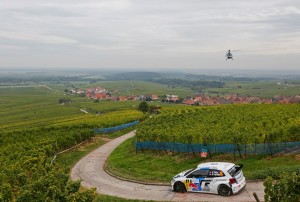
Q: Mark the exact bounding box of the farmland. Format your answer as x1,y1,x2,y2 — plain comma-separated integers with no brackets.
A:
1,71,299,201
0,86,145,131
81,80,193,97
136,104,300,144
202,80,300,98
0,84,146,201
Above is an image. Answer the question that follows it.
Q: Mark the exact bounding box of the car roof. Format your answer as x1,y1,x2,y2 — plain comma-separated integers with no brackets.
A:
197,162,235,171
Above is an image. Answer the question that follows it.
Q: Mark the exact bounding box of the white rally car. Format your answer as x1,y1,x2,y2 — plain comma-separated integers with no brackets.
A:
171,162,246,196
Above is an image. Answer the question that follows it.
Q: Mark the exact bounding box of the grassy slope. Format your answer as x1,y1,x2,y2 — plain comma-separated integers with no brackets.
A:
107,138,300,183
0,86,145,130
0,84,186,131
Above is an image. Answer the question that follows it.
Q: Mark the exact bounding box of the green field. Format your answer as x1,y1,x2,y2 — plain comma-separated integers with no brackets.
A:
0,86,147,130
203,81,300,98
107,138,300,183
82,80,193,97
41,80,194,97
80,80,300,98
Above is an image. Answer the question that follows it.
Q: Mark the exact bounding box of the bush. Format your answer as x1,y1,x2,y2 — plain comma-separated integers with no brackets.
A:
264,172,300,202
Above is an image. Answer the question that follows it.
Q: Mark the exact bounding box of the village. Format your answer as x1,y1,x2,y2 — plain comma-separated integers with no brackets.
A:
68,86,300,105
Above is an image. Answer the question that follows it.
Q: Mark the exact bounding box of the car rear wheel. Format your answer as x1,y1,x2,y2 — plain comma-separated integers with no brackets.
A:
218,184,232,196
174,182,186,193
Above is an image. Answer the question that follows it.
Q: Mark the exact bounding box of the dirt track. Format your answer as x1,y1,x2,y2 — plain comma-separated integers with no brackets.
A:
71,131,265,201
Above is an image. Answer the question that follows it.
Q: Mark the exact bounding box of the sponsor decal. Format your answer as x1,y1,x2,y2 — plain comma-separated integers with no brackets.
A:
215,179,227,181
184,178,211,191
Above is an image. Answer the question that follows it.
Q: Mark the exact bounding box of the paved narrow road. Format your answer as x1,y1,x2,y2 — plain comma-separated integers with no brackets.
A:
71,131,265,201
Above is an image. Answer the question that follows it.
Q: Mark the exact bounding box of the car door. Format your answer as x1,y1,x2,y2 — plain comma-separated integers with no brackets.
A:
208,169,228,194
185,169,211,192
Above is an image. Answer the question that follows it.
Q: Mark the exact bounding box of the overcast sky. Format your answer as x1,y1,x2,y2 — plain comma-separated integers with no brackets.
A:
0,0,300,71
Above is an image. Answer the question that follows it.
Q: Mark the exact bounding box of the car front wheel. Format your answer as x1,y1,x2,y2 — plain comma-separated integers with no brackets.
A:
218,184,232,196
174,182,186,193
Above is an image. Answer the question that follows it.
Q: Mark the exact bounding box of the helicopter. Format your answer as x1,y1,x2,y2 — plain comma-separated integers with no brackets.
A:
225,49,242,60
225,50,233,60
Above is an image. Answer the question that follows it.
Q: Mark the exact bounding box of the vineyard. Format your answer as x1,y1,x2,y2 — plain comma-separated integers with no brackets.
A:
0,110,144,201
136,104,300,148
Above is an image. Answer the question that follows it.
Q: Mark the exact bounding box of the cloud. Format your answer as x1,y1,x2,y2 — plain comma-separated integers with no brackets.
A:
0,0,299,70
0,31,79,45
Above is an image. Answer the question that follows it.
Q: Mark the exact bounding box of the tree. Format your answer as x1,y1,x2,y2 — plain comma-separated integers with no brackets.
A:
138,101,149,114
58,98,71,104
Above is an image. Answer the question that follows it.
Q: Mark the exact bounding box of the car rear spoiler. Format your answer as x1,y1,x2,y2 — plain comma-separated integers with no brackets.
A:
235,164,243,174
237,164,243,169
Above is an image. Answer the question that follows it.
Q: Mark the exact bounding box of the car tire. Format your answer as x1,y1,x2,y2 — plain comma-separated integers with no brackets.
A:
218,184,232,196
174,182,186,193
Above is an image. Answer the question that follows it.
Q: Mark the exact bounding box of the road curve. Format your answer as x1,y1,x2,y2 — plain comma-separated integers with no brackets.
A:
71,131,265,201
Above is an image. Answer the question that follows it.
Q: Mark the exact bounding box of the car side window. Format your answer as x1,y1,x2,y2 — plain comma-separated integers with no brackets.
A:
188,169,209,178
208,169,225,177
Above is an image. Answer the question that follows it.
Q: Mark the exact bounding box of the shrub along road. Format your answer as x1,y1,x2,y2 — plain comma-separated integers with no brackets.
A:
71,131,264,201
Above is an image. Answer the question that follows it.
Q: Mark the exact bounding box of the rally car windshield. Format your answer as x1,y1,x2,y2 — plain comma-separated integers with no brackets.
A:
184,168,195,176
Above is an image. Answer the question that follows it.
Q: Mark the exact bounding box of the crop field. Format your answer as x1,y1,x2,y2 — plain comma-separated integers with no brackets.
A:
80,80,300,99
0,85,146,201
202,81,300,98
137,104,300,145
82,80,193,97
0,86,146,131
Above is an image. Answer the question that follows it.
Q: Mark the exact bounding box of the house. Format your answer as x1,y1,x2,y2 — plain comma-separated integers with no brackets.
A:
194,96,203,102
183,99,195,105
277,99,291,104
86,86,110,99
166,95,179,102
118,96,128,101
76,89,85,94
219,98,233,104
151,95,159,101
127,96,138,101
262,99,273,104
202,100,215,105
109,96,119,101
86,92,93,98
95,93,107,99
291,95,300,103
